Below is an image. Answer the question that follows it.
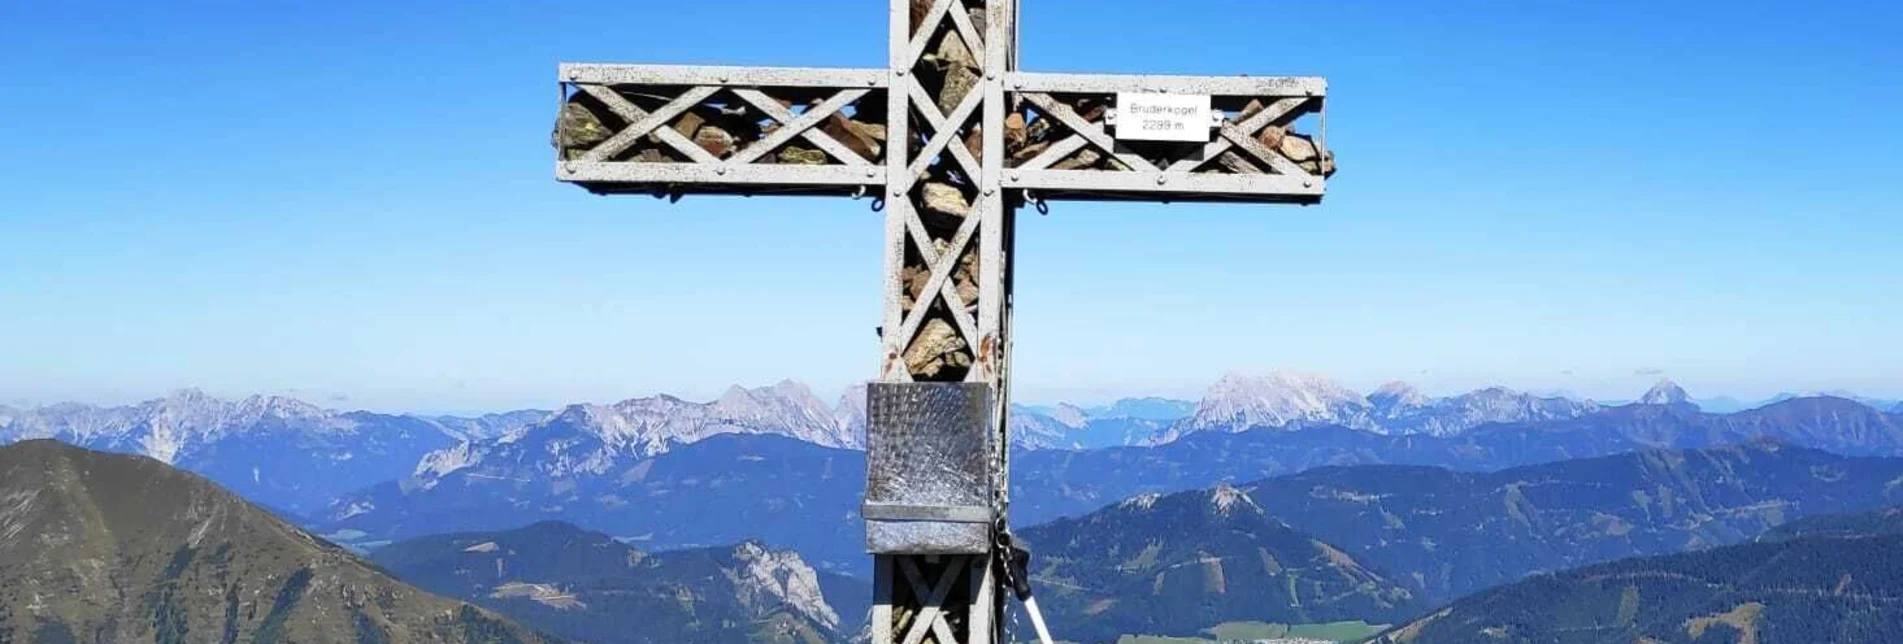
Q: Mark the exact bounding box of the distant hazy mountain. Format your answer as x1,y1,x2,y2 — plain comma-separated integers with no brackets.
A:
1020,483,1420,641
325,434,871,571
0,440,555,643
325,395,1903,575
427,409,554,441
1378,510,1903,643
0,389,468,516
372,522,864,644
1157,371,1607,442
1235,441,1903,604
1009,402,1177,450
1084,396,1198,422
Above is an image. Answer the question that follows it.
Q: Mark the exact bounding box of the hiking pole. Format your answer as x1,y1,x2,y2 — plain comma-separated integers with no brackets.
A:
998,533,1056,644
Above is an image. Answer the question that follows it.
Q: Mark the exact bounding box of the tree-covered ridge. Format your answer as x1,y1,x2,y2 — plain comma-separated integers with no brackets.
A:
1019,483,1420,643
1237,441,1903,603
1377,530,1903,643
1759,504,1903,542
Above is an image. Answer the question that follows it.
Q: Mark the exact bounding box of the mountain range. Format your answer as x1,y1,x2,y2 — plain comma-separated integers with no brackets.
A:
318,392,1903,575
370,521,864,644
0,440,555,643
1379,504,1903,643
9,373,1887,524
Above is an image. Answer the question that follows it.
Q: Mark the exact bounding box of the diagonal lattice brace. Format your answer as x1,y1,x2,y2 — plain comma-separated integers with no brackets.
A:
1218,123,1315,179
905,87,987,188
942,3,987,67
895,207,984,363
904,79,985,181
898,557,965,644
1019,93,1157,171
727,88,874,165
904,0,963,66
1015,133,1090,171
1166,96,1311,172
576,85,722,162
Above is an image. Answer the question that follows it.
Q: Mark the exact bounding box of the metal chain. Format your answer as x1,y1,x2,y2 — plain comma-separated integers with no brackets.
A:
993,525,1026,643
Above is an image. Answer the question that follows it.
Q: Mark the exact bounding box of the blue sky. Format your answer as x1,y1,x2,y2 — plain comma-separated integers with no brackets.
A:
2,0,1899,412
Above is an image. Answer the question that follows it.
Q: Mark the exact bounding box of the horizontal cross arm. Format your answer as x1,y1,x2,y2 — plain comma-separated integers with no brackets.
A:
1006,72,1325,97
562,63,888,89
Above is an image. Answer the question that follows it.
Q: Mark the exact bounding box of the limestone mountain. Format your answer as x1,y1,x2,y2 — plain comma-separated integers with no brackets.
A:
1237,441,1903,604
1019,483,1419,642
1377,510,1903,643
1159,371,1604,442
371,521,866,644
325,397,1903,577
325,434,871,571
0,389,467,516
1638,378,1693,406
0,439,555,643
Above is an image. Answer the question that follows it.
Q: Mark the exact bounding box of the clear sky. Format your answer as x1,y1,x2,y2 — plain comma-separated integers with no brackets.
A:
2,0,1899,412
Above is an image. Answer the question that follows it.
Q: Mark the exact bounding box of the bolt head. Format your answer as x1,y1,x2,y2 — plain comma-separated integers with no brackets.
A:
1157,175,1169,185
897,69,908,77
716,167,727,175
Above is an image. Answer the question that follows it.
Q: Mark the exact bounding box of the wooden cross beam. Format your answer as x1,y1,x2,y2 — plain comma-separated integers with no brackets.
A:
550,2,1331,643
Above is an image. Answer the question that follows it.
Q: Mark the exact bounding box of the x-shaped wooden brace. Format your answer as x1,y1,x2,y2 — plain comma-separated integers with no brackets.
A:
897,557,966,644
1018,92,1157,172
1169,96,1316,176
728,88,874,166
573,84,878,167
905,0,986,68
575,85,722,163
894,193,983,361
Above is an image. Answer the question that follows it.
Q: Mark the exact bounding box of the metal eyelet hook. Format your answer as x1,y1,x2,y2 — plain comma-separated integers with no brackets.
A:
870,195,886,212
1026,190,1050,216
851,184,867,200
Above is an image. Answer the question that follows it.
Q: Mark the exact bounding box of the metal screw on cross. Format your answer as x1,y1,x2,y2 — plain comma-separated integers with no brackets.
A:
549,2,1334,643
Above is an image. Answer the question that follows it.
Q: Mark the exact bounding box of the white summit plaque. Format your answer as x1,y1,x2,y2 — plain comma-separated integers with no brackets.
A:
1114,92,1212,143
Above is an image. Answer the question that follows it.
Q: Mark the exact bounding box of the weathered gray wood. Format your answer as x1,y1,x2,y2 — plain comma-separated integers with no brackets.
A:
563,63,887,88
1168,96,1311,172
559,161,884,186
1008,71,1325,96
1020,92,1157,171
728,88,873,166
575,85,721,163
905,88,987,186
1004,168,1322,197
904,79,985,181
895,208,983,361
898,557,961,644
1014,133,1086,171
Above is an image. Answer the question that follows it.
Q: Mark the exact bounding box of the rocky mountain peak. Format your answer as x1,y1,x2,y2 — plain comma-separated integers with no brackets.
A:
729,541,842,632
1048,403,1089,429
1208,481,1262,516
1181,370,1374,434
1640,379,1692,406
1368,381,1430,410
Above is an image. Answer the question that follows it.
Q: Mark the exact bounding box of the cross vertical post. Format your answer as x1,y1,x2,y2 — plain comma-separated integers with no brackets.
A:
871,2,1017,641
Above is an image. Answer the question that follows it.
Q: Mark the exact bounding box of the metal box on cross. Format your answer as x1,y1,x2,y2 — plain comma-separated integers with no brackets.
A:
863,382,997,554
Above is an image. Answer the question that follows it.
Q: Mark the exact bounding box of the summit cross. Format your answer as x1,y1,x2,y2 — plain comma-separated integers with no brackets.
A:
550,2,1333,642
